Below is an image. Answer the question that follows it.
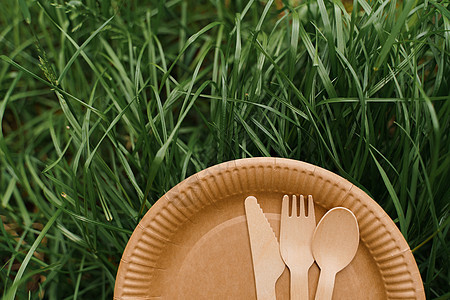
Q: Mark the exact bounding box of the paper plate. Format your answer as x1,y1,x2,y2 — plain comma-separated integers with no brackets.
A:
114,158,425,299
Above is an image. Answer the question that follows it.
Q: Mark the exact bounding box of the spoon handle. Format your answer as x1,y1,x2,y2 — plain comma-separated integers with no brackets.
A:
315,269,336,300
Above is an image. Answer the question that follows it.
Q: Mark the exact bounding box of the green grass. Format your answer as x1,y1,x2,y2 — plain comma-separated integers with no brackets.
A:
1,0,449,298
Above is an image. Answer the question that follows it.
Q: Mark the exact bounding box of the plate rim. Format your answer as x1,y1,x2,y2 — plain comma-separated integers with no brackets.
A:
114,157,425,299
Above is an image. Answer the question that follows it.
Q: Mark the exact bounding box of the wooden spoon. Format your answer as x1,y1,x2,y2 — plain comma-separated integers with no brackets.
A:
312,207,359,300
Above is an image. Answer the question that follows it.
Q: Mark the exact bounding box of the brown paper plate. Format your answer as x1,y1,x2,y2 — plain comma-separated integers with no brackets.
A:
114,158,425,299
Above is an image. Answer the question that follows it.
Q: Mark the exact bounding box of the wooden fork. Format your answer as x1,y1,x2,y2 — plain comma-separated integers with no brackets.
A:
280,195,316,300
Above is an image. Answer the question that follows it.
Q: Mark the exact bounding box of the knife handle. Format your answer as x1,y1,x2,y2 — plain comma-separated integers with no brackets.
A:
257,283,277,300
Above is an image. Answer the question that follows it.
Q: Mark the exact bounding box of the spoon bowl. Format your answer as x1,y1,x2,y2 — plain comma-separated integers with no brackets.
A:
312,207,359,300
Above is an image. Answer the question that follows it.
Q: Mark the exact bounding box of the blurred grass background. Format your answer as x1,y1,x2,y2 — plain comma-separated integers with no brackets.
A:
1,0,449,298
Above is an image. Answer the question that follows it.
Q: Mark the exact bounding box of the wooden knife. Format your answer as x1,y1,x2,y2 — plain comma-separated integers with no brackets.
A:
245,196,285,300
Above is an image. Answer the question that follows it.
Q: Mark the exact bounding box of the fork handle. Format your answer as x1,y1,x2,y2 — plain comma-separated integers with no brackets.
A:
290,268,309,300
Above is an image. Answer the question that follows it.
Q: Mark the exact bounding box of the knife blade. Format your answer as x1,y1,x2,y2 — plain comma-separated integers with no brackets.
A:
245,196,285,300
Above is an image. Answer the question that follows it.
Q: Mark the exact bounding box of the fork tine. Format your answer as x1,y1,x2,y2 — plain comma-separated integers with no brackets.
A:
282,195,289,220
299,195,305,217
308,195,315,220
291,195,297,217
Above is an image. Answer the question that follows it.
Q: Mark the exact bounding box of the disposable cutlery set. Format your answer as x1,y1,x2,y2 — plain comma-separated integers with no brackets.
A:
245,195,360,300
